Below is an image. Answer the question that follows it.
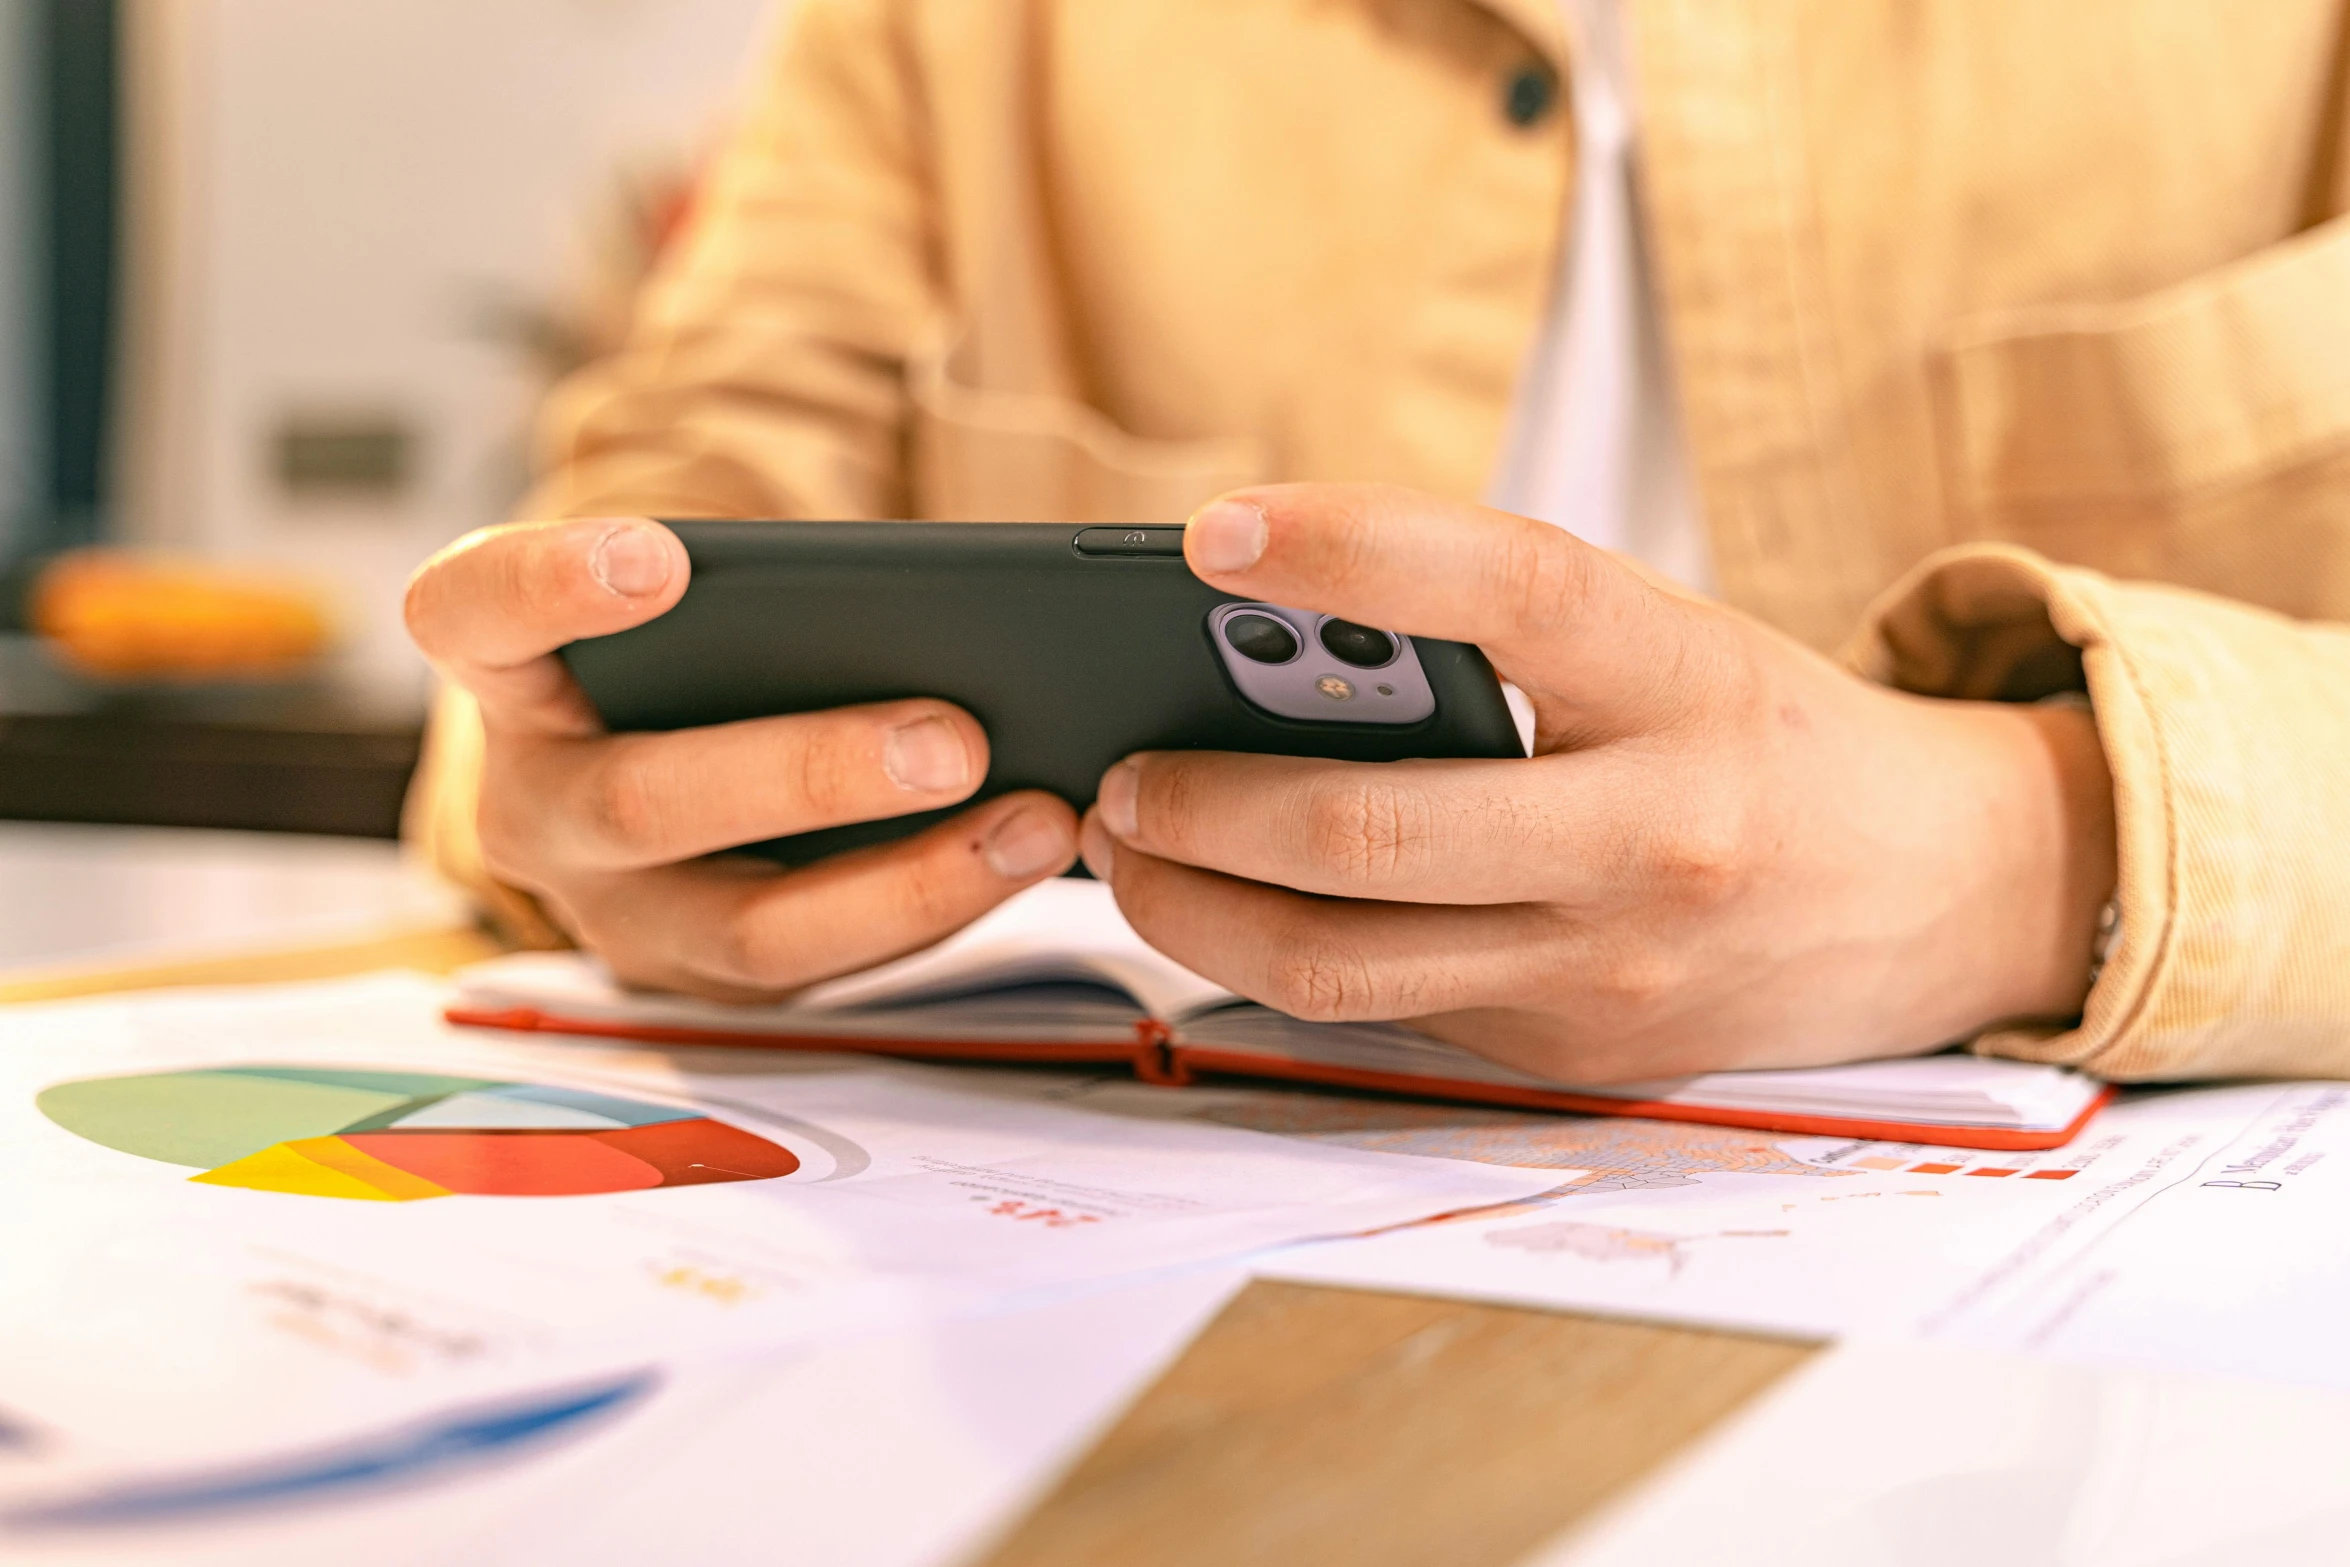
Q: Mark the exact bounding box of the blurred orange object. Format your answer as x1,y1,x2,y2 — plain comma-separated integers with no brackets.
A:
30,551,334,681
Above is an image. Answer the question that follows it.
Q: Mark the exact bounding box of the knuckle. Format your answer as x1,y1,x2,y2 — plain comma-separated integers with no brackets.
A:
1263,931,1382,1023
474,747,551,872
706,912,787,989
783,724,871,820
1590,948,1685,1014
1299,780,1429,884
469,524,582,635
580,745,676,859
564,907,670,988
885,849,975,936
723,854,978,992
702,887,826,991
1325,505,1387,595
592,944,660,989
475,791,529,870
1646,796,1755,910
1688,630,1774,728
1141,758,1210,852
503,536,579,628
1633,613,1770,735
1496,527,1596,638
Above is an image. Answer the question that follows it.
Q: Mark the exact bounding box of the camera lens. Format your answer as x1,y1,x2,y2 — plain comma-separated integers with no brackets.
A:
1317,618,1397,668
1222,612,1300,664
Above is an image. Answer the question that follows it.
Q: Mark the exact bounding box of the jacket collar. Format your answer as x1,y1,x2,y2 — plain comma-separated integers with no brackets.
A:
1466,0,1567,68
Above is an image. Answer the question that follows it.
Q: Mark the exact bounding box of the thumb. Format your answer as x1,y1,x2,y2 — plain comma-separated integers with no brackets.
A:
1182,483,1725,745
404,516,690,737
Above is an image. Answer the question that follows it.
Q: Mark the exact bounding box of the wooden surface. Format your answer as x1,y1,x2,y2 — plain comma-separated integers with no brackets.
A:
982,1281,1817,1567
7,926,1818,1566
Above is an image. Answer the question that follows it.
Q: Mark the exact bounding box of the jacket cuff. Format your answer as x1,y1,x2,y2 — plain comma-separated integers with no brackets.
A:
1845,543,2350,1080
401,686,573,952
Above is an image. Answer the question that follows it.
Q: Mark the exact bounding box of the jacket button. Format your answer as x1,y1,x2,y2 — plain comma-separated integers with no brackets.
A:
1502,63,1556,128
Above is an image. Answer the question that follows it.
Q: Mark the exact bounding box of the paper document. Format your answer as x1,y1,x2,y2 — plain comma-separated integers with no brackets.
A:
1920,1082,2350,1387
0,974,1548,1513
1532,1341,2350,1567
1259,1081,2350,1360
0,1268,1249,1566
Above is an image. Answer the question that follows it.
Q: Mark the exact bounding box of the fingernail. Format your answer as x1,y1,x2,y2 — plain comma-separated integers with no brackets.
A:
591,525,673,597
984,805,1073,881
1188,501,1268,574
884,717,973,793
1079,812,1116,881
1098,758,1140,840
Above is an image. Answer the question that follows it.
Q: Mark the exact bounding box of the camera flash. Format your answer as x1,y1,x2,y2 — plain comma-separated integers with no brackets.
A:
1316,675,1354,701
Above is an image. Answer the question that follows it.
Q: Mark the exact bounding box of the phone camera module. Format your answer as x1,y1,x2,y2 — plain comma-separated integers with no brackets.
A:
1317,618,1398,669
1222,612,1300,664
1209,601,1434,725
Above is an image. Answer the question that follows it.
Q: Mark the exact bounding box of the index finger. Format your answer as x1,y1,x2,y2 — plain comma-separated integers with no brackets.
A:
405,517,689,735
1182,484,1722,740
1099,747,1621,906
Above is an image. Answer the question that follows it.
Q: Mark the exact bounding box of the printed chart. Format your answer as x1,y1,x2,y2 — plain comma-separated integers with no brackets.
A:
36,1067,800,1201
1,977,1553,1507
1182,1088,2127,1191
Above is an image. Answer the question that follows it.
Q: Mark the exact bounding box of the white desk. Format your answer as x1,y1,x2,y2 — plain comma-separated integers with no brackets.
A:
0,822,463,979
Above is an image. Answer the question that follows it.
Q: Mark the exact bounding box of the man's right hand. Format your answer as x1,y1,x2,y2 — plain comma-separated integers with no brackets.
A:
404,517,1079,1000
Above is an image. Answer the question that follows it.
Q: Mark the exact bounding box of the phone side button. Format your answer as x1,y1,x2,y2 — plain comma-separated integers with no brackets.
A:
1072,526,1188,557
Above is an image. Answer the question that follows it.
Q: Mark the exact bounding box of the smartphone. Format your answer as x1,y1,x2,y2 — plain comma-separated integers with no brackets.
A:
562,521,1524,867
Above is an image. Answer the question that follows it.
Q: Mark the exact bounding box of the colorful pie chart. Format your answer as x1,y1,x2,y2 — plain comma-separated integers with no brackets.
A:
35,1066,799,1202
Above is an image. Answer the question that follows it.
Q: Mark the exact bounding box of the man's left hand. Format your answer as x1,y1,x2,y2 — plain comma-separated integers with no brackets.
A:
1081,484,2118,1083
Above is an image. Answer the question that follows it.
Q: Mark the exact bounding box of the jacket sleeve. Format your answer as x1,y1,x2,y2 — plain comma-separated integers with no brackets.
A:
404,0,938,936
527,0,939,523
1848,543,2350,1081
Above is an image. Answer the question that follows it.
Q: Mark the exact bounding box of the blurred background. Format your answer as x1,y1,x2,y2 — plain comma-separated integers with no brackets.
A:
0,0,775,832
0,0,776,972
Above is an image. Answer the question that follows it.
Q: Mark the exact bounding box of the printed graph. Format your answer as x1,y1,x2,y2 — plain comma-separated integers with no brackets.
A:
36,1066,799,1201
1826,1145,2093,1181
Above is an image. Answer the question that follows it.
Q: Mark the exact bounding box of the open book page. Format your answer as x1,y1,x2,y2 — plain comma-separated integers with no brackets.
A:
1625,1054,2105,1129
457,879,2102,1133
456,881,1235,1046
1179,1009,2105,1133
800,879,1231,1019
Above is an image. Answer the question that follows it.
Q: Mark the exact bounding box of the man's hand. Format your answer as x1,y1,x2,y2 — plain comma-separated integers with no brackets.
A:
406,518,1078,999
1082,485,2118,1082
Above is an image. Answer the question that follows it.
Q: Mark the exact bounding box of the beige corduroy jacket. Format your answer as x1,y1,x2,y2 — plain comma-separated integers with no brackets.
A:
411,0,2350,1081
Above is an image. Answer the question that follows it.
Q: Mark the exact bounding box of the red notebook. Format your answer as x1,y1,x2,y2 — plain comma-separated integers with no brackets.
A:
447,883,2110,1152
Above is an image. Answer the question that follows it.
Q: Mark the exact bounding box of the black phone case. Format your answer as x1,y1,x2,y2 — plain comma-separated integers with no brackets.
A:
562,521,1523,867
